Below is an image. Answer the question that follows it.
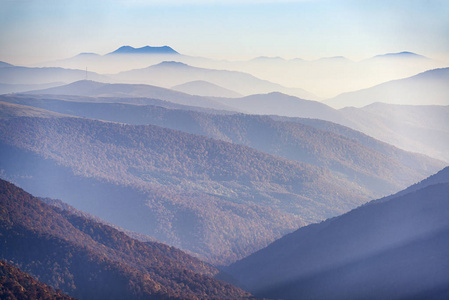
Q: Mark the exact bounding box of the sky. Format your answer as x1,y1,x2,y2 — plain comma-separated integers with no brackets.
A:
1,0,448,65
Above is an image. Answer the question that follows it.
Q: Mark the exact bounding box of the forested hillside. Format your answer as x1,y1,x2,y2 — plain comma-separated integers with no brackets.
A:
0,260,74,300
0,116,371,264
0,179,251,299
1,94,443,198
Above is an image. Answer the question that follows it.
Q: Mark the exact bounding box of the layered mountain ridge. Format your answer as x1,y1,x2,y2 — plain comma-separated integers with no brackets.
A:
1,93,444,199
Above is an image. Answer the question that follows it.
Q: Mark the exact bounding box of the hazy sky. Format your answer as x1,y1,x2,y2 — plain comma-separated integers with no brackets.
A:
1,0,448,65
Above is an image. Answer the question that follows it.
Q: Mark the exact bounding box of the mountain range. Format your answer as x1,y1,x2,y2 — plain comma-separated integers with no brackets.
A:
18,78,449,162
1,44,449,300
221,51,446,98
224,166,449,299
25,80,347,123
34,47,448,98
107,45,179,55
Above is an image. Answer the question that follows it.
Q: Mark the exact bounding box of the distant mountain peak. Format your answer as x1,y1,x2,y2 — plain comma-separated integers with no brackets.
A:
153,61,189,67
251,56,286,62
108,45,179,55
266,91,288,97
76,52,100,57
371,51,428,60
317,56,351,62
0,61,13,68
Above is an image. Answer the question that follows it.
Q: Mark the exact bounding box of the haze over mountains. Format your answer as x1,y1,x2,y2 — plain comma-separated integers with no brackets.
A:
37,46,183,74
22,78,449,163
1,43,449,299
35,46,448,98
3,45,448,104
341,103,449,162
112,61,316,99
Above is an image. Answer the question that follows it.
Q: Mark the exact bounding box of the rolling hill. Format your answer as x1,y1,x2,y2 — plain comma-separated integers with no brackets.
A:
0,179,251,299
224,167,449,299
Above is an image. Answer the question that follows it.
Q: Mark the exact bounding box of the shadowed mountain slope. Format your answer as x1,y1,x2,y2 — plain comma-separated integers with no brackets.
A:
224,167,449,300
0,179,251,299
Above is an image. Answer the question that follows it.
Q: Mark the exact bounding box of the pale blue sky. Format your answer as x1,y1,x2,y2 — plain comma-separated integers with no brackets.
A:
1,0,448,65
